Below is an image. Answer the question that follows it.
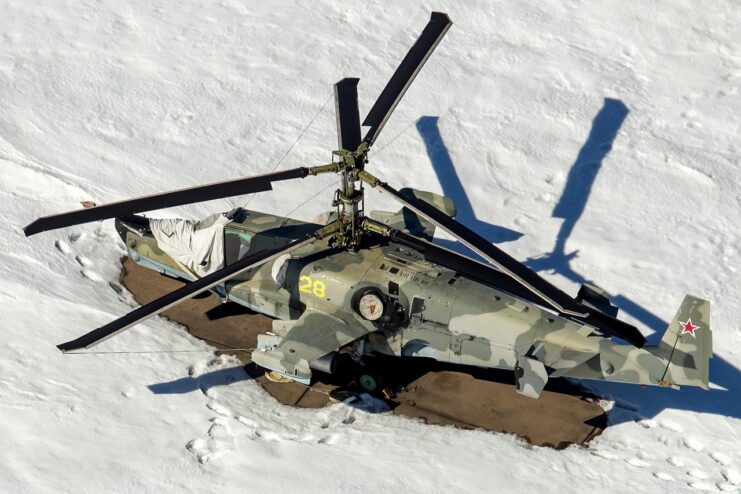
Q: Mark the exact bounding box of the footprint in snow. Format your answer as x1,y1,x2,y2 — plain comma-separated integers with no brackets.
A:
252,429,281,441
186,436,230,464
659,420,684,433
251,428,339,446
638,419,658,429
688,469,710,480
688,481,715,491
513,214,535,227
656,431,674,446
205,398,232,417
654,472,674,481
235,415,258,428
54,240,71,254
186,438,212,463
316,434,338,445
683,437,705,452
536,192,554,203
710,452,733,466
590,449,619,461
81,269,104,282
207,418,234,445
627,458,651,468
716,482,739,492
53,235,105,282
638,450,656,461
186,418,234,464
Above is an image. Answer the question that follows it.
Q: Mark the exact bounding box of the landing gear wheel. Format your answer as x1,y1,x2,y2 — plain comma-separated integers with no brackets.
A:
358,374,378,393
265,370,292,383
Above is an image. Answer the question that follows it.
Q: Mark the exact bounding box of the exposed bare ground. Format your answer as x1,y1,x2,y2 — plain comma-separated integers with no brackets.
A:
122,257,606,448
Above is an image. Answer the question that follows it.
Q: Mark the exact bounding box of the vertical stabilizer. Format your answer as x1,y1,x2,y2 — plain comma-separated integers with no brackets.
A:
655,295,712,388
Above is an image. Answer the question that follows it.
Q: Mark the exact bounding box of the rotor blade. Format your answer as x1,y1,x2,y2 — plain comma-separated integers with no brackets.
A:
24,167,311,236
365,176,587,317
389,227,552,306
583,309,645,348
57,230,326,352
387,226,645,347
334,78,362,152
362,12,452,146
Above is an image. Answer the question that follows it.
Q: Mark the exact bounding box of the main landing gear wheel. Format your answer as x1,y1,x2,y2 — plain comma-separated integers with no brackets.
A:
358,374,378,393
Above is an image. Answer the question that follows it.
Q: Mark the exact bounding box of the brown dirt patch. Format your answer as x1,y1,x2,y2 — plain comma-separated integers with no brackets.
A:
121,257,606,448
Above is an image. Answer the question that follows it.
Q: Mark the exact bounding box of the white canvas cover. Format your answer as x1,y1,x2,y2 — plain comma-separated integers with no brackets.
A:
150,213,230,278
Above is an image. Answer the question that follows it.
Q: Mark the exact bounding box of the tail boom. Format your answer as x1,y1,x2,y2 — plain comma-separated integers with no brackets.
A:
559,295,711,389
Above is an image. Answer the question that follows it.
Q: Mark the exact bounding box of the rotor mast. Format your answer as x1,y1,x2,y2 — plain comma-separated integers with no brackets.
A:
300,143,367,249
329,74,367,249
331,142,367,248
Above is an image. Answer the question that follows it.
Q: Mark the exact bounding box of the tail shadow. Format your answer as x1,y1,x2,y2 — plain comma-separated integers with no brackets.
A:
418,101,739,423
525,98,739,423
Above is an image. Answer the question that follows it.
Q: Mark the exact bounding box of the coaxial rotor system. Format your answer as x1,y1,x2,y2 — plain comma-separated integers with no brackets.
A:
24,12,645,353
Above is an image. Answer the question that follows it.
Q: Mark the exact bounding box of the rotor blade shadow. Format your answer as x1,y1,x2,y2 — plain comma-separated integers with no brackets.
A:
523,97,739,422
148,365,251,395
416,116,523,255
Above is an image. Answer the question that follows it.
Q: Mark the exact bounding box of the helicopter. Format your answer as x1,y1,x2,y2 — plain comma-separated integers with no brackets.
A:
24,12,711,399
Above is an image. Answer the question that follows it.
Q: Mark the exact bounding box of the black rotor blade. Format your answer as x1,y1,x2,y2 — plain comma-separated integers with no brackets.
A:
362,12,452,146
57,232,322,352
388,227,645,347
369,178,588,317
334,78,362,152
583,310,645,348
390,228,551,306
24,167,310,236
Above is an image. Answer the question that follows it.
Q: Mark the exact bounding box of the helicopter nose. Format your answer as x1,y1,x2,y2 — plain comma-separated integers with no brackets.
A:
114,214,151,243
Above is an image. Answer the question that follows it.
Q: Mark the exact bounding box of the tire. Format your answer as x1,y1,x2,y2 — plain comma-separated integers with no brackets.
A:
358,374,378,393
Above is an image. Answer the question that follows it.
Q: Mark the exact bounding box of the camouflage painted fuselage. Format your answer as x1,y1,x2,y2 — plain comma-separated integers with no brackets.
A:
124,211,553,358
121,208,711,398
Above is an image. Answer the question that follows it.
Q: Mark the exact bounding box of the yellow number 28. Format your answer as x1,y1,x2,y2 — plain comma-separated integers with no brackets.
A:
299,275,326,298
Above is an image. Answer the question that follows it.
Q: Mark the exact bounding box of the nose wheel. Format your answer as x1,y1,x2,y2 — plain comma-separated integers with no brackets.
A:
353,356,395,396
358,373,379,393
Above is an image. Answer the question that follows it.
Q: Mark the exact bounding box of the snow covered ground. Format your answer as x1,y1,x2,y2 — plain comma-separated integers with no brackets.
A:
1,1,739,492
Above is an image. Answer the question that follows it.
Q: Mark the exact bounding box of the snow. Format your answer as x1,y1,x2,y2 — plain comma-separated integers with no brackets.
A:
1,1,739,493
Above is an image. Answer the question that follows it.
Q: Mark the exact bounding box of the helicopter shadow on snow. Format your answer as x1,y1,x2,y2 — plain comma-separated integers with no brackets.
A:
417,100,740,423
414,116,524,255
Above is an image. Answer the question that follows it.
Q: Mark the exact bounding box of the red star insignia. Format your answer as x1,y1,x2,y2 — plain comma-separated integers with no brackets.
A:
679,318,700,338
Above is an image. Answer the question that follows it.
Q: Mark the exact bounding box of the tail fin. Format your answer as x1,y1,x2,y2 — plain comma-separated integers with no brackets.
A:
654,295,712,389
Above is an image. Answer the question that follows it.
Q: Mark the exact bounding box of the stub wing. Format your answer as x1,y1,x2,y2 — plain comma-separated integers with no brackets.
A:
369,188,456,241
251,308,370,384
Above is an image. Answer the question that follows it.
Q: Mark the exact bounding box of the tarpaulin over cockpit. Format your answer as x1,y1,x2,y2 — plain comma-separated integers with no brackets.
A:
150,213,229,278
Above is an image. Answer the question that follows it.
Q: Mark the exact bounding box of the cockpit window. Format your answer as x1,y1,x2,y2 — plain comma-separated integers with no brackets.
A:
224,229,253,265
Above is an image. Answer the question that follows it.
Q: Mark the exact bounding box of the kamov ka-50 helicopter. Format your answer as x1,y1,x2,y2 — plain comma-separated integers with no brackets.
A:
25,12,711,398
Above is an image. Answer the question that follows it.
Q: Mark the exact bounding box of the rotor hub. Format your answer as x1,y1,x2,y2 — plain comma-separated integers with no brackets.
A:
330,145,368,248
